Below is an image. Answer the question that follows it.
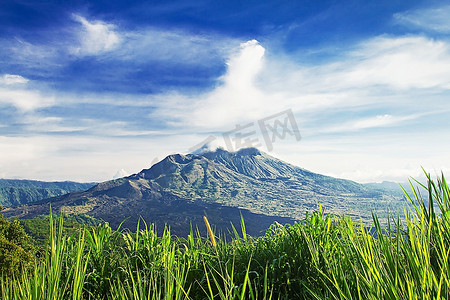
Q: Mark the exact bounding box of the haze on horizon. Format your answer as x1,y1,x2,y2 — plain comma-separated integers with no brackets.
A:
0,0,449,184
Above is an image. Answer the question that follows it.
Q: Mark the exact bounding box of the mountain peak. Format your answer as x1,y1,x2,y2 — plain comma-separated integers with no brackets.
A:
236,147,262,156
200,147,263,159
136,147,273,181
191,146,263,157
2,147,404,236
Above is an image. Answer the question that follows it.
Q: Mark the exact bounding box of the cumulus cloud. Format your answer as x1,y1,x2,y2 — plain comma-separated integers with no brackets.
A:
190,40,269,126
394,5,450,33
223,40,266,90
153,35,450,134
152,40,288,130
71,14,121,56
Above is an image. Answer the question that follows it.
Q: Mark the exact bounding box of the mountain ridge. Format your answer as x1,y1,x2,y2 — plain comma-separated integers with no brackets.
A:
2,148,406,236
0,179,96,207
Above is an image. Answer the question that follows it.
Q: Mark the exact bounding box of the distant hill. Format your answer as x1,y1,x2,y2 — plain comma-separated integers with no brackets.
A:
2,148,407,236
0,179,95,207
364,181,414,197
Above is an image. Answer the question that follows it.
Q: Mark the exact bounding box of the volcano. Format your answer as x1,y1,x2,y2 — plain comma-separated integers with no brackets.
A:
2,148,404,236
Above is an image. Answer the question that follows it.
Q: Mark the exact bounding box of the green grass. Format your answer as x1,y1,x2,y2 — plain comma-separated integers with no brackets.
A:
2,171,450,299
18,214,100,249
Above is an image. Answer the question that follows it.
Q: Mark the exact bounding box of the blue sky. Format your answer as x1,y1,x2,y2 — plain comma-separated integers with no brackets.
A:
0,0,449,183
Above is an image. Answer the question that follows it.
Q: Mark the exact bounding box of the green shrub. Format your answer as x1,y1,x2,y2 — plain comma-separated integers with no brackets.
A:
0,206,35,276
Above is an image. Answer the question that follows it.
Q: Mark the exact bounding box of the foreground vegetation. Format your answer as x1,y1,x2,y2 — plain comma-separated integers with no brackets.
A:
1,172,449,299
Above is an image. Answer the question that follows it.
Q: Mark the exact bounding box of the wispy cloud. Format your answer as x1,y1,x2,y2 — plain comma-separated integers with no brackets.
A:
342,36,450,90
0,16,239,93
117,28,238,64
394,5,450,33
321,114,420,133
21,115,87,133
1,5,449,183
151,34,450,131
71,14,121,56
1,74,29,85
261,36,450,95
139,34,450,184
0,86,55,112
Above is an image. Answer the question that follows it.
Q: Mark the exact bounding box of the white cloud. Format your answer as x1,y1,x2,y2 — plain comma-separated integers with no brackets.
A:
348,114,411,130
1,20,239,86
223,40,265,90
0,134,194,182
189,40,270,127
0,87,55,112
113,169,130,179
21,115,88,133
117,28,238,64
142,35,450,183
273,130,450,184
394,5,450,33
1,74,29,85
263,36,450,95
71,14,121,56
84,120,166,137
333,166,426,184
151,40,290,130
342,36,450,90
153,35,450,134
0,37,63,76
2,27,450,183
321,114,420,133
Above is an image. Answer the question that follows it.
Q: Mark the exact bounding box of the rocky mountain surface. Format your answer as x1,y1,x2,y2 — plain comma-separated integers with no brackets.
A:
2,148,406,236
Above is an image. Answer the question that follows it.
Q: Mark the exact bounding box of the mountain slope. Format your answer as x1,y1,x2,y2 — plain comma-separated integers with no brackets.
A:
134,148,401,219
0,179,96,207
2,148,405,236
